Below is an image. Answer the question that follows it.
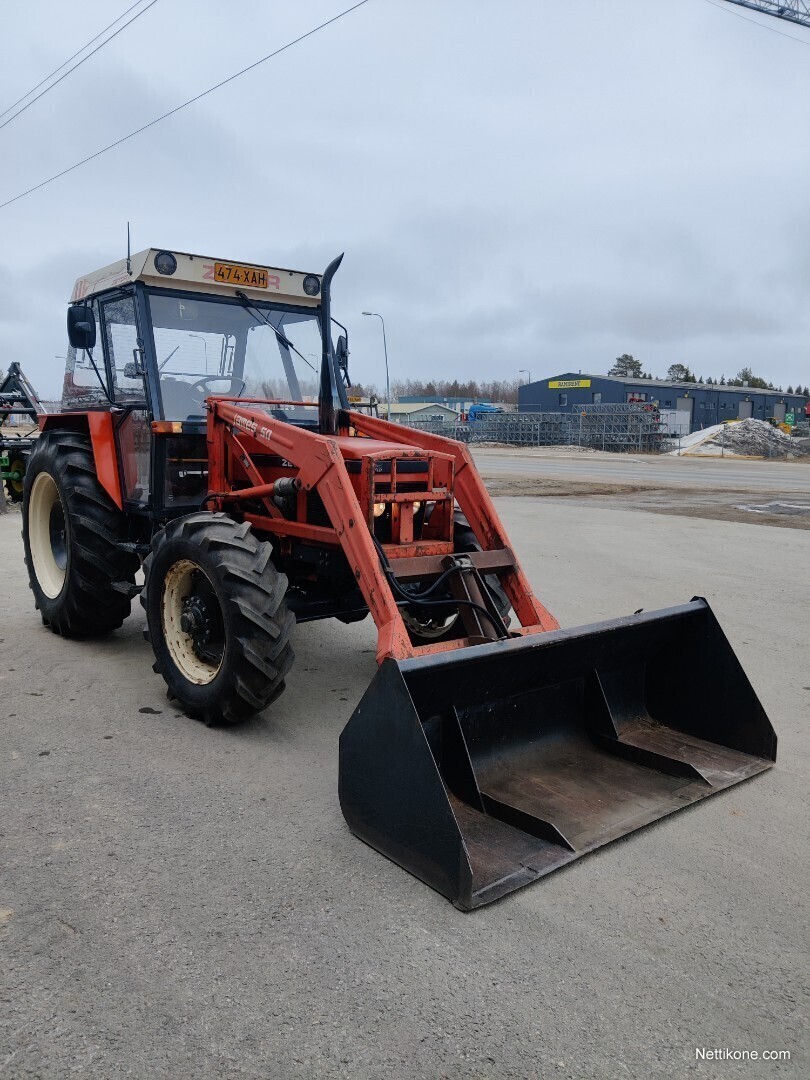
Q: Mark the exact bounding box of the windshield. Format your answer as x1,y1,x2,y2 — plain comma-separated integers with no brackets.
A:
148,292,323,421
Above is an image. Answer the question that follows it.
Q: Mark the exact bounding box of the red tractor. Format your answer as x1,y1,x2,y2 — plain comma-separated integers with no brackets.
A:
21,248,776,908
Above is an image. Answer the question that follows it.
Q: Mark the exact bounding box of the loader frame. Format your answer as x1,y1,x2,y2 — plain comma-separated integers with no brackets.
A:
204,397,558,663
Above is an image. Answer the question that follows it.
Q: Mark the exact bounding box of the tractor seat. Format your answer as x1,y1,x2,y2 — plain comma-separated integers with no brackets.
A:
160,378,201,421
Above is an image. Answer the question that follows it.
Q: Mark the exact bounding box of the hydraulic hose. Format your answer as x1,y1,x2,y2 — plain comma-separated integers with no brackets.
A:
372,534,508,639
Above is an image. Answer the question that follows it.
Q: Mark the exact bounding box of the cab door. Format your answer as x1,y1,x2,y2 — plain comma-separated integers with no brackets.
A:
98,291,152,508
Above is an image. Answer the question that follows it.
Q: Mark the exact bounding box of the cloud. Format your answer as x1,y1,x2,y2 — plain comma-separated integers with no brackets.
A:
2,0,810,397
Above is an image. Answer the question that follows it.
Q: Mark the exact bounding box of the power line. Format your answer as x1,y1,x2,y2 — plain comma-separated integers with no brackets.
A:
0,0,147,121
0,0,160,132
0,0,371,211
704,0,810,45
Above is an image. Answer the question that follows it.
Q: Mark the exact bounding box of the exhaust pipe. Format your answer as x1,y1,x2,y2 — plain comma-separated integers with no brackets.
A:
318,253,345,436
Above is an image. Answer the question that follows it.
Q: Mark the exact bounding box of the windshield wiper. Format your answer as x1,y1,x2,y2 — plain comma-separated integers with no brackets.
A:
84,347,115,406
234,290,318,373
158,345,181,372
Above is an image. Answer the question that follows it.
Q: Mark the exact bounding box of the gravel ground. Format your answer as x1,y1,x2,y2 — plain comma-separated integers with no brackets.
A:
473,449,810,530
1,489,809,1079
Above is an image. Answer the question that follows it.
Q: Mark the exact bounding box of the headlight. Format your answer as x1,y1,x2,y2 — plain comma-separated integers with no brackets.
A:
411,502,421,512
373,502,386,518
302,274,320,296
154,250,177,275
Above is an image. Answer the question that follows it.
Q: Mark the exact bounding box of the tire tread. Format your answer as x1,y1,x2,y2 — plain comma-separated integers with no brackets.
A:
141,513,295,726
22,432,139,636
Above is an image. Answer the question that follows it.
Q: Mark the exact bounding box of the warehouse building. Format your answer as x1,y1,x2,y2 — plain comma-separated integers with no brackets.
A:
518,373,808,434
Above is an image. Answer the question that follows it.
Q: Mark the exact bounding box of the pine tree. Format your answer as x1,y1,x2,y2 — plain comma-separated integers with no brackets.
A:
667,363,696,382
609,353,644,377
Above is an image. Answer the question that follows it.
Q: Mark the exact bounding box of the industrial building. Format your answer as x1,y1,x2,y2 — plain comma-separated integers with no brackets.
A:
518,373,808,434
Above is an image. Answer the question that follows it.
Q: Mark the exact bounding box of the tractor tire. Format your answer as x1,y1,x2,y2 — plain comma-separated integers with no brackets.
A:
402,513,510,645
5,452,25,502
22,431,139,635
142,513,295,726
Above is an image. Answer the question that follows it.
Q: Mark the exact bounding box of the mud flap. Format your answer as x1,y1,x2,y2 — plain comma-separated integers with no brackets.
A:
338,599,776,910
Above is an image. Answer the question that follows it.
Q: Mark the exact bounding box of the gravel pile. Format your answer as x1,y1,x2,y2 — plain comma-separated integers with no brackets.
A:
677,418,808,458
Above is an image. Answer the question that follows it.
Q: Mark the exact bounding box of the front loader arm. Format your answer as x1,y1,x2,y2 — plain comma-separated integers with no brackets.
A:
206,399,557,664
207,399,413,661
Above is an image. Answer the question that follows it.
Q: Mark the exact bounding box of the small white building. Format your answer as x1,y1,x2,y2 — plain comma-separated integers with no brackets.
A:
386,402,460,424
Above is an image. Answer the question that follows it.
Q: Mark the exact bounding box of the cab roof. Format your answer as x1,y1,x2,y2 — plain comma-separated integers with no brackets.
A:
70,248,321,306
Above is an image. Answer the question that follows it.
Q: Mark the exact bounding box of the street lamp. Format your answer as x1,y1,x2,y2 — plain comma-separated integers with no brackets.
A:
189,334,208,369
519,369,531,384
362,311,390,418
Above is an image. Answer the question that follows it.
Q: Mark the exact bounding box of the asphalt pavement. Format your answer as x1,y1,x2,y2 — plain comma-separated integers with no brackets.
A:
2,473,808,1078
473,447,810,493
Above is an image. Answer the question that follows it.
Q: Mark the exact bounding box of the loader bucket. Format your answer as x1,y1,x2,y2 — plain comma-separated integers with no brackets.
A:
339,599,776,910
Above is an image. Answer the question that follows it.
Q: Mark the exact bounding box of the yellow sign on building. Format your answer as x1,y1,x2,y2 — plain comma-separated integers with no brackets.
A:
548,379,591,389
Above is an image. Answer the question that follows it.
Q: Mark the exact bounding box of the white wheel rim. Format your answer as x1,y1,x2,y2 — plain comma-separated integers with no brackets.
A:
29,471,67,599
161,559,224,685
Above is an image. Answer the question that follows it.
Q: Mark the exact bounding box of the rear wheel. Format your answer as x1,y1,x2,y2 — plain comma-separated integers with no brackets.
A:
22,432,139,635
142,513,295,725
402,515,510,645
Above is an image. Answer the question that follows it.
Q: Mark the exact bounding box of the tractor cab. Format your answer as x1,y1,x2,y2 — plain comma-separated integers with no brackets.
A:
60,248,351,516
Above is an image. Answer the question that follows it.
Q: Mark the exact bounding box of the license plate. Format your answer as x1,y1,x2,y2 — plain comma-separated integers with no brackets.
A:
214,262,269,288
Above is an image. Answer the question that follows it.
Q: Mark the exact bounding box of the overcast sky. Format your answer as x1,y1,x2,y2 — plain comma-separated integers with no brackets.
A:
2,0,810,398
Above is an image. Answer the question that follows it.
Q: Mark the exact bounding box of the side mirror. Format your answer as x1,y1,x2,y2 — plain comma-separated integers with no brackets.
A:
335,334,350,387
67,304,96,350
127,348,145,377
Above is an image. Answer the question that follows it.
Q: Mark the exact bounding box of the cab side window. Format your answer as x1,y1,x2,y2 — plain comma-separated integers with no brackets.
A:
101,294,146,404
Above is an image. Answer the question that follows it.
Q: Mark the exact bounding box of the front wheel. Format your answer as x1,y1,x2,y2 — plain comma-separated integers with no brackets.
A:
142,513,295,725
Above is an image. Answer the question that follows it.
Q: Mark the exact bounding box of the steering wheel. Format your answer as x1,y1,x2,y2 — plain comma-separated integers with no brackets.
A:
187,376,246,409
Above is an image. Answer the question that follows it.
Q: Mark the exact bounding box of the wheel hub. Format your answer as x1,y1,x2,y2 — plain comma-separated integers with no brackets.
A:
49,500,67,571
180,594,211,644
